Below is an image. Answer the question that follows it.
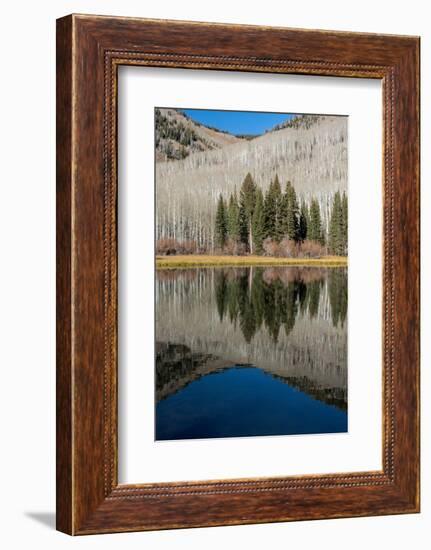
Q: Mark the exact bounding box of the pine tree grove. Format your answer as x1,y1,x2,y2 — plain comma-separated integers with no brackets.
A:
211,174,348,257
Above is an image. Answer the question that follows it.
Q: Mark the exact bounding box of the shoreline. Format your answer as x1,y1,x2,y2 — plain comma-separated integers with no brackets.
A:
156,254,348,269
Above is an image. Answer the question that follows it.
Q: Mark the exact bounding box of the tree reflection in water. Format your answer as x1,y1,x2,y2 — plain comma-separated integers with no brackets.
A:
155,266,347,414
214,267,347,343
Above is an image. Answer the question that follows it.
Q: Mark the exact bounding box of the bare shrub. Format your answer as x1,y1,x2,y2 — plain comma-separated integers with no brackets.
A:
262,238,280,257
156,238,198,255
236,242,248,256
223,239,247,256
262,238,299,258
299,240,325,258
262,268,280,284
278,238,298,258
262,266,326,287
223,239,235,255
180,240,197,254
196,244,209,254
156,238,179,255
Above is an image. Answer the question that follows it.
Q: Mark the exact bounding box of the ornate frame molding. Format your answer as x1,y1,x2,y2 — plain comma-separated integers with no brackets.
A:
57,15,419,534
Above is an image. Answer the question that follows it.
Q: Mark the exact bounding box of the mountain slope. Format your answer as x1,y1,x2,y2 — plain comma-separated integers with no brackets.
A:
155,108,245,161
155,114,347,249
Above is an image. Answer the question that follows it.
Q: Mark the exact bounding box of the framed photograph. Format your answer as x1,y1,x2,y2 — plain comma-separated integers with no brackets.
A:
56,14,420,534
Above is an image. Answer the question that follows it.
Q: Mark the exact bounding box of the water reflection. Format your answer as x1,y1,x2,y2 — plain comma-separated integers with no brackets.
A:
213,268,347,343
155,266,348,440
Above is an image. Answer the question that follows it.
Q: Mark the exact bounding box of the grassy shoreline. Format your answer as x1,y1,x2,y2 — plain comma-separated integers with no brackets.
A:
156,254,348,269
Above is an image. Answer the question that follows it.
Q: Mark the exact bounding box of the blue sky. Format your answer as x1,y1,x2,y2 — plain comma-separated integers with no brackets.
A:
181,109,296,136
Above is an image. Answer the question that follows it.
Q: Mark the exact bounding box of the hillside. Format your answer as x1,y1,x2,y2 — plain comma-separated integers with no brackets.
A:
155,108,245,161
155,113,348,250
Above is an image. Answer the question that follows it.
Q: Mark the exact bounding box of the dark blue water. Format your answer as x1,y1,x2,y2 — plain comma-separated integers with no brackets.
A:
156,366,347,440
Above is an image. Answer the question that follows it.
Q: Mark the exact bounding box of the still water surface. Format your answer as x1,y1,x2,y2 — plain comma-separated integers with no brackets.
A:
155,266,347,441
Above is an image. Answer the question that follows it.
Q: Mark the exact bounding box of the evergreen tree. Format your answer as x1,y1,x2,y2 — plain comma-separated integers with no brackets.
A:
263,279,282,343
226,276,240,324
272,175,283,241
263,183,277,239
238,202,249,248
329,191,343,255
284,282,299,336
277,181,300,242
239,173,257,252
215,271,228,321
309,198,325,245
252,188,265,254
341,192,348,255
250,270,265,329
227,191,240,243
277,181,289,240
307,280,322,318
329,269,348,327
214,194,227,249
298,201,309,241
263,175,281,240
237,273,256,342
285,182,300,241
272,174,281,195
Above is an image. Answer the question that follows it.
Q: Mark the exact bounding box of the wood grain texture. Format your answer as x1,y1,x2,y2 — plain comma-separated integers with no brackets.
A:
56,15,73,535
56,14,420,535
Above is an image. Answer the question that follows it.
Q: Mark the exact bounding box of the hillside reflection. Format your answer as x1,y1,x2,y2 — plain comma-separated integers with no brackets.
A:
155,266,347,411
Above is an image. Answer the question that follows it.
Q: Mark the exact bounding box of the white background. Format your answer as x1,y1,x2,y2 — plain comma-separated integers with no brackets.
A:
119,67,382,483
0,1,428,548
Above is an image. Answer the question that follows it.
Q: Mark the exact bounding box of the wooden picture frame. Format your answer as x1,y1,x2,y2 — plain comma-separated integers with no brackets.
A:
56,14,420,535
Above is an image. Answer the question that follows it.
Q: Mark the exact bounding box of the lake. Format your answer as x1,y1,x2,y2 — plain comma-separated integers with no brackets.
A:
155,266,347,441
